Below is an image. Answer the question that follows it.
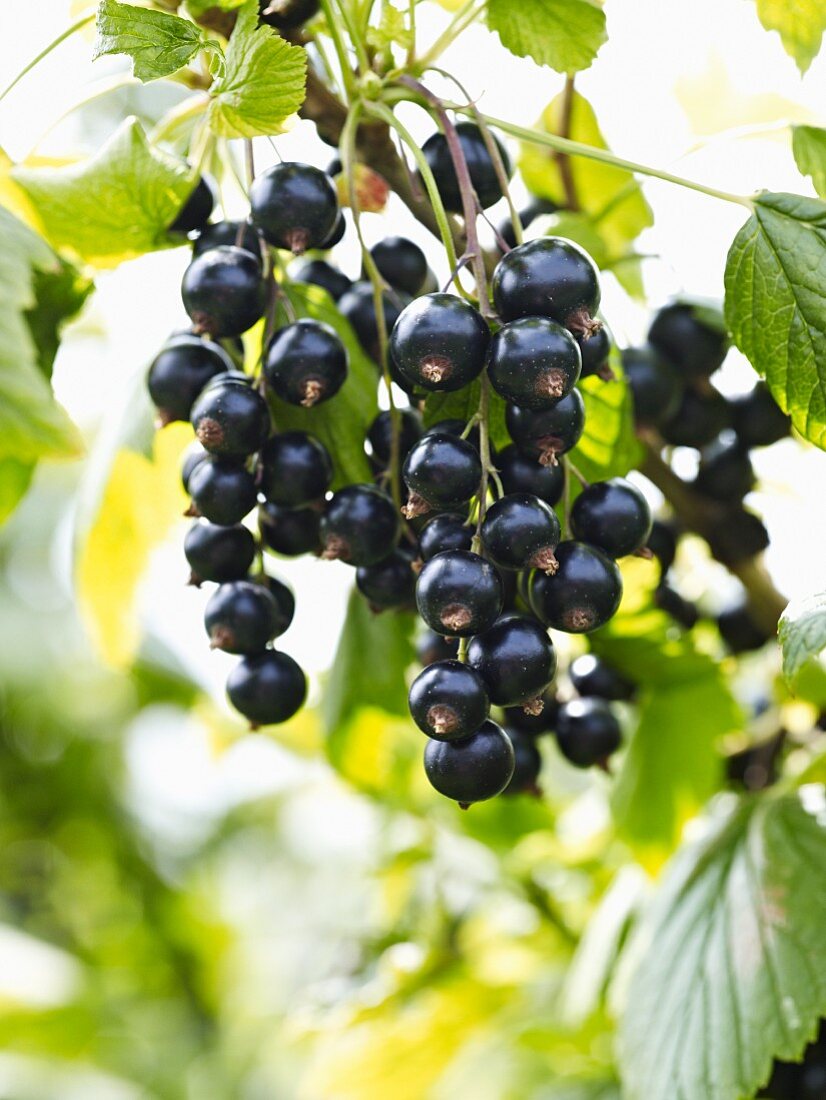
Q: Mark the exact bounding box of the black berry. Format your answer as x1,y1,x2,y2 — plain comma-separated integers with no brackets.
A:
288,258,352,302
193,219,261,261
259,501,321,556
408,659,490,740
205,579,289,654
402,432,482,517
264,319,348,407
371,236,428,296
488,317,581,408
654,582,699,629
320,484,399,565
496,444,565,506
706,507,769,565
226,650,307,727
184,520,256,585
258,431,333,507
502,729,543,795
188,458,258,525
481,493,561,573
169,175,215,236
356,549,416,611
250,162,339,252
730,382,790,448
570,478,652,558
467,614,556,708
647,519,678,576
424,719,515,804
693,436,755,502
367,408,422,466
717,600,770,653
416,550,503,637
577,326,612,379
498,196,558,249
390,293,489,392
258,0,319,28
648,301,729,378
504,690,560,736
555,698,621,768
418,513,474,561
182,246,267,338
529,541,623,633
421,121,512,213
339,281,405,362
621,345,683,426
569,654,635,701
416,630,460,667
191,374,270,458
492,237,601,335
147,335,233,424
505,388,586,466
181,441,208,492
660,386,730,448
321,209,346,248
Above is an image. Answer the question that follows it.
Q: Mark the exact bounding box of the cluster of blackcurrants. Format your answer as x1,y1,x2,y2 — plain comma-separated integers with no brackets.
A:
759,1022,826,1100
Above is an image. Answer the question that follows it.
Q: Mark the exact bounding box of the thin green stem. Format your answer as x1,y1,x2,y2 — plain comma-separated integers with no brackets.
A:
406,0,417,68
416,0,485,71
333,0,371,75
0,13,95,105
28,73,140,154
319,0,358,98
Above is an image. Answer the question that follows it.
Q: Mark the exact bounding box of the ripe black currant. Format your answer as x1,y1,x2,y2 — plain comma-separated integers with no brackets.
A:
288,258,352,302
647,518,678,576
660,386,730,448
498,196,558,249
356,549,416,611
467,614,556,708
717,600,770,654
555,698,621,768
569,654,635,701
193,219,261,261
424,719,515,805
504,690,560,735
390,293,489,392
648,301,729,378
654,583,699,629
182,246,267,338
530,541,623,633
730,382,790,448
258,431,333,507
416,631,460,667
188,458,258,526
205,579,289,654
492,237,601,335
480,493,561,573
184,520,256,585
370,236,428,296
421,121,512,213
181,442,208,493
259,501,321,556
339,281,405,362
190,374,270,458
621,345,683,427
260,573,296,634
488,317,582,408
693,436,755,502
226,650,307,727
416,550,503,637
321,209,346,248
169,176,215,236
258,0,319,29
147,335,234,424
502,729,543,796
250,162,339,252
367,408,422,467
418,513,474,561
505,388,586,466
706,507,769,565
576,326,612,379
319,484,399,565
496,444,565,506
402,432,482,517
408,659,490,740
264,319,348,407
570,478,652,558
423,418,482,452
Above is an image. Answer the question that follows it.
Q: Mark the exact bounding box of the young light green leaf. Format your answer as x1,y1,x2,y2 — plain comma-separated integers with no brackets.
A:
724,192,826,450
0,459,35,527
753,0,826,73
569,347,642,481
94,0,205,82
12,117,195,267
792,124,826,198
618,791,826,1100
487,0,607,75
208,0,306,138
185,0,244,14
778,591,826,685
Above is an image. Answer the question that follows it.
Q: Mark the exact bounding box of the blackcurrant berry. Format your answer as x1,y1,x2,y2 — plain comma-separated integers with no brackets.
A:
339,281,405,362
182,246,267,338
504,690,560,736
190,374,270,458
647,519,678,576
321,209,346,248
408,659,490,740
505,388,586,466
423,418,482,452
184,520,256,585
654,582,699,629
147,335,233,424
693,436,755,502
205,579,288,654
226,650,307,727
169,175,215,236
576,326,612,380
488,317,582,408
193,219,262,261
188,458,258,526
421,121,512,213
258,0,319,29
367,408,422,466
260,572,296,634
416,631,460,667
621,345,682,426
467,614,556,707
370,236,428,296
182,441,208,491
498,196,558,249
706,507,769,565
416,550,503,637
250,162,339,252
402,432,482,518
288,258,352,302
555,698,621,768
390,293,489,392
717,600,770,654
530,541,622,633
264,319,348,407
259,501,321,556
424,719,515,805
418,513,474,561
648,301,729,378
320,484,399,565
730,382,790,449
480,493,561,573
492,237,601,335
502,729,543,795
258,431,333,507
569,654,635,701
660,386,730,448
570,478,652,558
356,549,416,611
496,444,565,506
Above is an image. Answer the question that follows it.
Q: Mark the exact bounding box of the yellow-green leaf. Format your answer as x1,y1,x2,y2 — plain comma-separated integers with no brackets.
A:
792,124,826,198
753,0,826,73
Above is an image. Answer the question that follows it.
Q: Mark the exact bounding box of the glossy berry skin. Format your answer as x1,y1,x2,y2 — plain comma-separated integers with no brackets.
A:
416,631,460,667
367,408,422,466
402,433,482,516
190,375,270,458
424,719,515,805
488,317,582,409
496,444,565,506
147,335,233,423
569,654,635,702
264,319,348,407
503,729,543,795
182,247,267,338
467,614,556,708
258,0,320,29
621,345,683,426
421,122,512,213
371,236,428,296
181,442,208,492
356,550,416,611
258,431,333,507
423,418,482,452
647,519,678,576
390,293,489,393
504,690,560,736
226,650,307,727
730,382,790,448
693,436,755,502
480,494,561,572
577,326,612,379
319,485,399,565
193,219,261,261
416,550,503,637
418,513,474,561
250,162,338,252
530,541,623,634
339,282,405,362
321,210,346,248
570,478,652,559
260,573,296,633
288,258,352,302
169,176,215,236
204,580,288,654
717,601,770,654
648,301,729,378
408,659,490,740
184,521,256,585
555,698,621,768
706,507,769,565
188,458,258,526
660,386,730,449
259,501,321,556
492,237,601,333
505,388,586,466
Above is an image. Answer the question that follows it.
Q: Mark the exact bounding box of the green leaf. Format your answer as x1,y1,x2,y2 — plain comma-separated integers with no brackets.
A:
12,117,195,268
779,591,826,685
208,0,306,139
724,192,826,450
25,264,94,380
618,791,826,1100
422,380,510,451
753,0,826,73
486,0,607,74
792,124,826,198
569,347,642,481
185,0,244,15
93,0,205,81
0,459,35,526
